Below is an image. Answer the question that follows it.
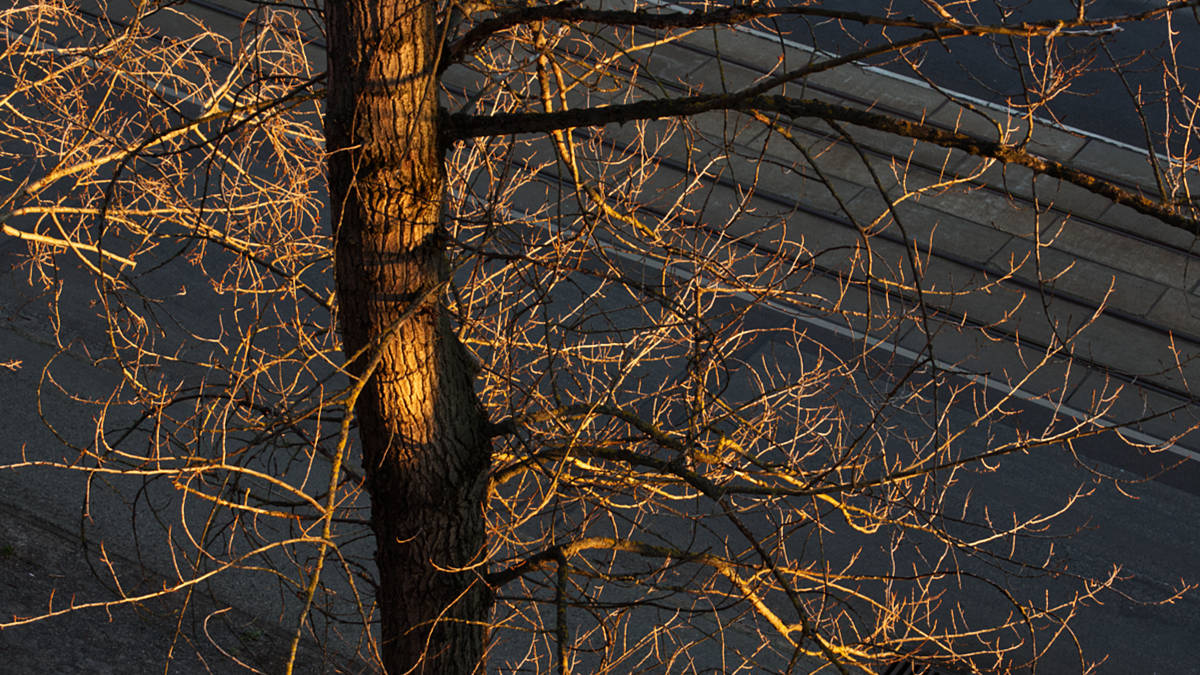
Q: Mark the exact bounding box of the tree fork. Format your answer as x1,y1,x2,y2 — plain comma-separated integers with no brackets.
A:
325,0,491,673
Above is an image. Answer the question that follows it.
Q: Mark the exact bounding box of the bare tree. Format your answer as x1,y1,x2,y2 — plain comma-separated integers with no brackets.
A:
3,0,1200,673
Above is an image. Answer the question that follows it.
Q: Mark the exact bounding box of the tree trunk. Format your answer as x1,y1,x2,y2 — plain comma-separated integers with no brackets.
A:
325,1,491,673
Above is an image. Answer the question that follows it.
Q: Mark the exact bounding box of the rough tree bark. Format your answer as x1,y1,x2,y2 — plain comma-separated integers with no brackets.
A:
325,1,491,672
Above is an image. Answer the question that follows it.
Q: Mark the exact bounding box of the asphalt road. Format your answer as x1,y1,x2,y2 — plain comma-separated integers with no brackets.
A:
3,1,1200,673
781,0,1200,147
605,239,1200,673
5,235,1200,672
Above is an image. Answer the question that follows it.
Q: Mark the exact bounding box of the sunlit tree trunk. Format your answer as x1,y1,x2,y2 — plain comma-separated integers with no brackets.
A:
325,1,490,672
